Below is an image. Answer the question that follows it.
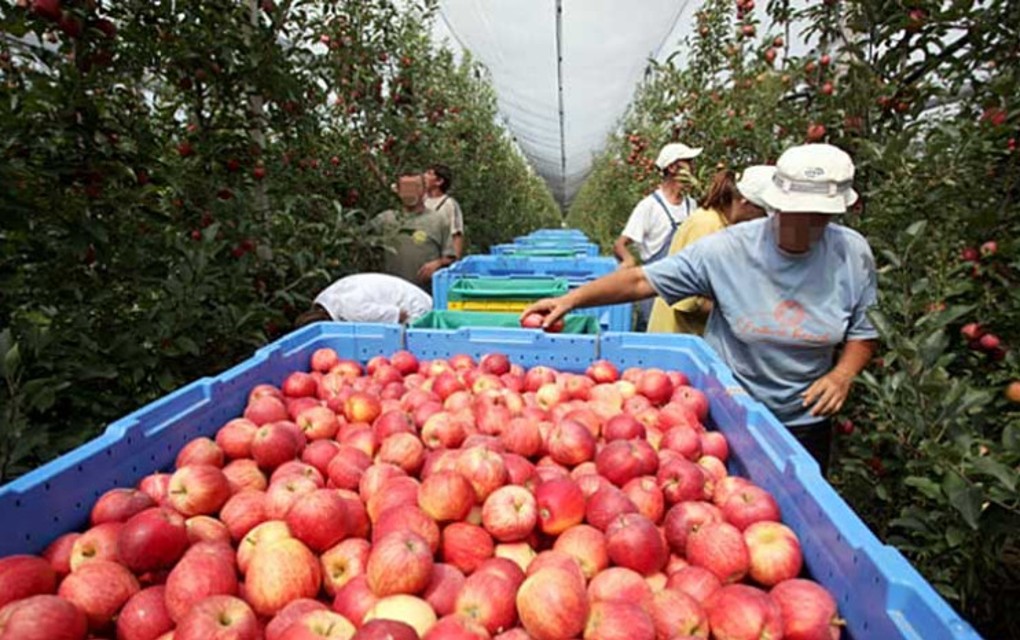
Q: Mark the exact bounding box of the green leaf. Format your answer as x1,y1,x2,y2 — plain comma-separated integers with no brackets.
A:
970,457,1017,492
1004,424,1020,452
945,526,967,548
905,220,928,237
3,343,21,378
942,472,982,529
904,475,943,500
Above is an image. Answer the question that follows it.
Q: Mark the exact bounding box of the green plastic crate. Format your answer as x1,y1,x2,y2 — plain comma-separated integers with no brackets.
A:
448,277,569,300
409,311,600,334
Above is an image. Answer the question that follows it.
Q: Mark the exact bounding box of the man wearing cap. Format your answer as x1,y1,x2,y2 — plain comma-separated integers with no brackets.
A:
522,144,878,477
614,142,702,331
294,273,433,327
647,165,774,335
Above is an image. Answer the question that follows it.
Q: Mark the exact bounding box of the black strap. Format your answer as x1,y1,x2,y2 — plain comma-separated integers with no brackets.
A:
436,195,450,211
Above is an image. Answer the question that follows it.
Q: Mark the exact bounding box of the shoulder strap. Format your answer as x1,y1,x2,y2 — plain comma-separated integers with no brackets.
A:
650,192,680,229
436,195,450,211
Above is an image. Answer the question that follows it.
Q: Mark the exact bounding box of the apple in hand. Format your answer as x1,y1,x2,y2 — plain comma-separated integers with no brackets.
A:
521,312,565,333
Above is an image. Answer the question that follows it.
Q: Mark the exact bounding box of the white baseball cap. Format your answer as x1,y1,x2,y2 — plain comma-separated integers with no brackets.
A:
735,165,776,209
655,143,703,170
760,144,859,214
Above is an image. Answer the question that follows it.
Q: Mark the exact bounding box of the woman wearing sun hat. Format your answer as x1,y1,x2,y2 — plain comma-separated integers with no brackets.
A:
647,165,775,335
523,144,878,476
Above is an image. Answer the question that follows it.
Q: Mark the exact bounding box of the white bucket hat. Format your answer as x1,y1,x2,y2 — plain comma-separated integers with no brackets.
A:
735,165,776,209
655,143,703,170
759,144,859,214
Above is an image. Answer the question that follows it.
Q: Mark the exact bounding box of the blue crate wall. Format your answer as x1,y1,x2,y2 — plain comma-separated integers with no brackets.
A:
0,323,401,557
0,325,982,640
522,229,589,241
599,332,980,640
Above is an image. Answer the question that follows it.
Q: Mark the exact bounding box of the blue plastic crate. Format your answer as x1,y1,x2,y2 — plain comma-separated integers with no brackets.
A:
0,325,980,640
522,228,589,241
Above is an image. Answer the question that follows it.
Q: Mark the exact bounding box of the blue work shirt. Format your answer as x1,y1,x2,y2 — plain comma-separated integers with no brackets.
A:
643,217,878,426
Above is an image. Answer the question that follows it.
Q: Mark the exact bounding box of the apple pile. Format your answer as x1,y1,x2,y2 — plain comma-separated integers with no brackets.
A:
0,349,845,640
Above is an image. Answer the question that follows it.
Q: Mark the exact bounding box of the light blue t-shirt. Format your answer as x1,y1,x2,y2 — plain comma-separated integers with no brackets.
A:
643,217,878,427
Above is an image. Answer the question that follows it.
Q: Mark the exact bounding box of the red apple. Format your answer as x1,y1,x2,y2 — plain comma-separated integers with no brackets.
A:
587,567,655,613
704,584,783,640
176,436,225,468
310,348,340,373
663,501,723,555
296,405,340,441
116,586,173,640
378,432,426,475
186,515,231,545
699,431,729,461
278,609,357,640
603,414,645,441
168,464,230,516
585,486,638,531
422,614,490,639
372,505,441,554
117,507,189,572
721,486,781,531
622,476,665,523
220,489,268,541
606,513,667,576
252,422,304,471
42,532,79,577
536,478,586,535
671,386,709,422
165,545,238,622
743,522,803,587
223,459,268,493
499,417,543,457
0,555,56,610
516,568,589,640
422,411,468,449
285,488,350,553
266,476,319,520
770,579,842,640
245,395,290,425
666,565,722,604
367,530,434,596
586,360,620,384
175,595,260,640
345,392,383,424
283,371,319,398
57,560,139,630
686,522,749,584
552,524,608,579
454,570,519,634
327,445,373,490
650,588,709,639
713,476,753,507
441,523,494,574
246,538,322,616
365,476,419,523
70,522,123,570
0,594,87,640
91,488,156,525
302,439,342,476
266,599,329,640
422,563,466,617
456,446,508,502
584,600,656,640
321,538,371,596
332,576,378,626
237,520,292,573
482,485,538,542
656,458,706,505
596,439,657,487
271,460,325,487
637,370,674,406
547,419,597,466
535,383,566,411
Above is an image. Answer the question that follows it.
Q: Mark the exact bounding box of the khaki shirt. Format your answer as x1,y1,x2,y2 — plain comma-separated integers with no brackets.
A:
374,208,455,290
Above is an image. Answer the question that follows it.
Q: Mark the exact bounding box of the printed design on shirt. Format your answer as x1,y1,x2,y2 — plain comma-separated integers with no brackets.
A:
735,300,834,345
412,230,429,245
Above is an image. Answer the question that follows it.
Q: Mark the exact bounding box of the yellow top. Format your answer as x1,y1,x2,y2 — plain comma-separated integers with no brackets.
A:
646,207,729,335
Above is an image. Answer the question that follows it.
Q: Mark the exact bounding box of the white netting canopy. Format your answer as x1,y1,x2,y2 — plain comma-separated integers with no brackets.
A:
432,0,818,209
432,1,697,208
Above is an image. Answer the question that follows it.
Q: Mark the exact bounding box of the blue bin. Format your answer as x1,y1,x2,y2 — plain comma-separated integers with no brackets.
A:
433,257,631,331
522,228,589,241
0,325,980,640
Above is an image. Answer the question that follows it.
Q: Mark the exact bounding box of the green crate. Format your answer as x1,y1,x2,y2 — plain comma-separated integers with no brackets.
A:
409,311,600,334
448,277,569,300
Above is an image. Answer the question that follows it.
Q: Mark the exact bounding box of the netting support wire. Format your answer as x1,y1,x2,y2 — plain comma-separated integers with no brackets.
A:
554,0,568,208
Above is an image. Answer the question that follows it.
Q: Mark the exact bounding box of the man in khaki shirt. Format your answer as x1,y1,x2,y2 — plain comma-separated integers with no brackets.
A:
424,164,464,259
374,173,456,293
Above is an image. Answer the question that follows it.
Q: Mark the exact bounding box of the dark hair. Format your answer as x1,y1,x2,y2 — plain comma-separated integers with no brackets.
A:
429,163,453,193
294,305,332,328
701,169,737,212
